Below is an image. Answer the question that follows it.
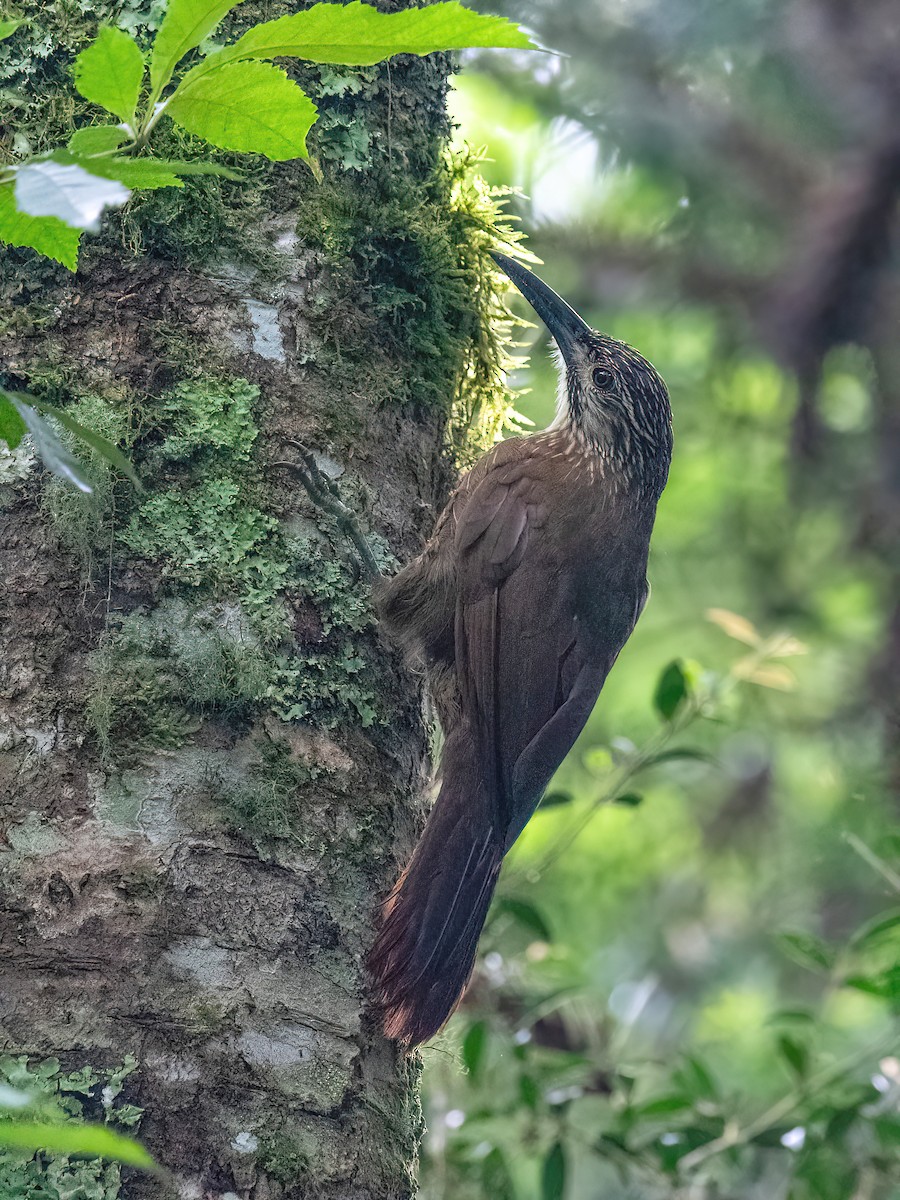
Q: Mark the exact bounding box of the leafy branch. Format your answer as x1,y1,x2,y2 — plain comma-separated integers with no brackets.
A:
0,0,534,269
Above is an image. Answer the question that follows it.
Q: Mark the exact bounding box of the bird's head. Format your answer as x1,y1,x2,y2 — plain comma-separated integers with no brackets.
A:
492,252,673,494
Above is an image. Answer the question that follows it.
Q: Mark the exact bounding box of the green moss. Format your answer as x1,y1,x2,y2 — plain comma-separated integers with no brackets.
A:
215,736,321,841
0,1054,143,1200
292,144,529,458
42,391,137,581
78,378,388,761
257,1133,310,1185
86,601,270,763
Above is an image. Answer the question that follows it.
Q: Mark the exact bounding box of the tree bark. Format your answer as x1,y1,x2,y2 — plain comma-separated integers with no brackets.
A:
0,4,475,1196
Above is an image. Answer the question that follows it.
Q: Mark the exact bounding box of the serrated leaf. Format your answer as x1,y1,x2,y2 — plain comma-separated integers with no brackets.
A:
180,0,533,89
496,897,552,941
14,160,129,231
68,125,131,155
706,607,761,646
462,1020,488,1080
541,1141,566,1200
71,154,241,190
0,393,27,450
0,1119,154,1167
0,18,24,40
75,27,145,123
166,60,317,160
25,396,142,490
150,0,248,94
653,660,689,721
778,930,835,971
0,183,81,269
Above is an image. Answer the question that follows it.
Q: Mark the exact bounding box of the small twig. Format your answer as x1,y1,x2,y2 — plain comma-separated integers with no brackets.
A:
677,1031,896,1173
843,832,900,894
275,439,381,583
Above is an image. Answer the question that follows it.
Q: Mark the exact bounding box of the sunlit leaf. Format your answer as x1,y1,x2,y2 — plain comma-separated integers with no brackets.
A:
26,397,142,490
0,183,81,269
14,159,129,231
180,0,534,89
74,27,145,123
653,660,689,720
166,61,317,160
4,393,92,492
0,393,27,450
68,126,131,155
150,0,248,94
734,661,796,691
74,155,241,190
541,1141,566,1200
0,1120,154,1167
0,18,24,40
706,607,761,646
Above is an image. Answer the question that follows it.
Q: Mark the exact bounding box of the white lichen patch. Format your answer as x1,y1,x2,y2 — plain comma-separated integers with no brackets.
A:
245,299,285,362
0,437,35,484
163,937,238,988
230,1131,259,1154
4,811,69,857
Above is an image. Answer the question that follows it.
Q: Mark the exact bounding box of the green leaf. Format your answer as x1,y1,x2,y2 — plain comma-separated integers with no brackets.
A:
538,790,573,809
72,155,241,190
849,908,900,948
75,27,145,123
642,747,714,766
28,398,141,490
0,18,24,40
181,0,534,88
150,0,248,94
541,1141,566,1200
462,1020,488,1081
653,660,689,721
0,183,81,269
634,1094,692,1117
14,159,129,230
68,126,131,155
496,897,552,941
778,930,835,972
777,1033,809,1078
166,60,317,160
613,792,643,807
0,1119,154,1168
3,392,92,492
672,1055,719,1102
0,393,27,450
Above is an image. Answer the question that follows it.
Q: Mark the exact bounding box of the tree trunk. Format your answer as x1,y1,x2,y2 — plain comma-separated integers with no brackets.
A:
0,4,487,1195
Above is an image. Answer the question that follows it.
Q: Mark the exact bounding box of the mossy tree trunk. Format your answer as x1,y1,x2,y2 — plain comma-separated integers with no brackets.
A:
0,4,496,1196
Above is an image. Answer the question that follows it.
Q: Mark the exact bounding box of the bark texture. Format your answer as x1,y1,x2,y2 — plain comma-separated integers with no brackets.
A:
0,4,483,1196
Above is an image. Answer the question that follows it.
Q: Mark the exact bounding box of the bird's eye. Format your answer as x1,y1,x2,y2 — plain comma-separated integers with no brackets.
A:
592,366,614,391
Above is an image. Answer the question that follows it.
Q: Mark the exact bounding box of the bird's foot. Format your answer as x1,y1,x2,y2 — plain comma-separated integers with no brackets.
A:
275,439,381,584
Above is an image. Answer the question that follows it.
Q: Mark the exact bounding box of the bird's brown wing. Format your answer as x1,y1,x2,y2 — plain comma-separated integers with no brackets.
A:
453,457,621,849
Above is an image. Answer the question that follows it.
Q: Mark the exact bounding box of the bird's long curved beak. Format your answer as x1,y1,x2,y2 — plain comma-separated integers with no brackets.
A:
491,251,593,364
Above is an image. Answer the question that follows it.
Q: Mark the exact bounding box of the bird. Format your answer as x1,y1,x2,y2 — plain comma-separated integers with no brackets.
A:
366,252,674,1046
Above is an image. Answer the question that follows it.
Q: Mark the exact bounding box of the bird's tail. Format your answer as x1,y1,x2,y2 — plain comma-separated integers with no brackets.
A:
368,735,502,1046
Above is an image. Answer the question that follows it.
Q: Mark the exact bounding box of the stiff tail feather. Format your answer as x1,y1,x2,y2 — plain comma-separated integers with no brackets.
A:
368,747,502,1046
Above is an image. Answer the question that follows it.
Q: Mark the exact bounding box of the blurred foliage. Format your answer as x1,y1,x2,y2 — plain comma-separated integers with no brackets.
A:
421,1,900,1197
